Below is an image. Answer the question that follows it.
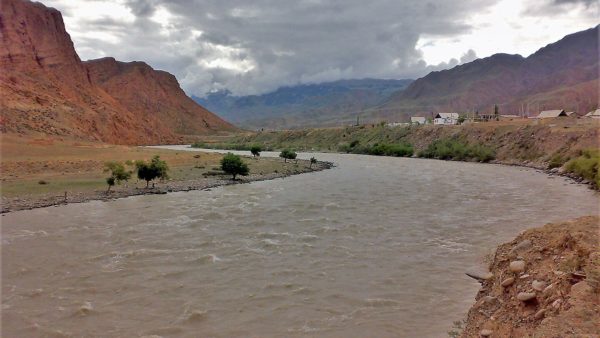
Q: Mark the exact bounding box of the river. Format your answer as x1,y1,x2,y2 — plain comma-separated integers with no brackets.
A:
2,149,597,337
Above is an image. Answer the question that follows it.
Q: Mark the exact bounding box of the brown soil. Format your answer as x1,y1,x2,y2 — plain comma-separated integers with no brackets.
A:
461,216,600,337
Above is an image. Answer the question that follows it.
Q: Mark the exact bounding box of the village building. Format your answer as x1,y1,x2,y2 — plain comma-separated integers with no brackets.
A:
410,116,427,125
585,109,600,118
536,110,567,118
433,113,459,125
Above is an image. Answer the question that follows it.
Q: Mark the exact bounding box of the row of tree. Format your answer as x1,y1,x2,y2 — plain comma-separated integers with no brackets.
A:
105,150,318,191
104,155,169,192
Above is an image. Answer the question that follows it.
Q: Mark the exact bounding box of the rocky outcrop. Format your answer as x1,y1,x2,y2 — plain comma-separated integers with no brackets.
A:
0,0,235,144
461,216,600,337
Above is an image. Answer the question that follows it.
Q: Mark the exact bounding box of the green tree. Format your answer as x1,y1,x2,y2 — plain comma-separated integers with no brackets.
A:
279,149,297,163
250,145,262,157
135,155,169,188
309,157,317,168
220,153,249,180
104,161,131,192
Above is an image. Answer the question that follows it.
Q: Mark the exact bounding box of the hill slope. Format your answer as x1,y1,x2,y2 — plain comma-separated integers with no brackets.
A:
193,79,412,129
376,26,599,119
0,0,235,145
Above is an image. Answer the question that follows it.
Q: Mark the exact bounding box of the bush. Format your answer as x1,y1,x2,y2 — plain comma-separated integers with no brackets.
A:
220,153,249,179
250,145,262,157
190,141,206,148
565,149,600,187
279,149,297,162
548,153,568,169
310,157,317,168
367,143,414,157
418,139,495,162
104,161,132,192
38,180,48,185
135,156,169,188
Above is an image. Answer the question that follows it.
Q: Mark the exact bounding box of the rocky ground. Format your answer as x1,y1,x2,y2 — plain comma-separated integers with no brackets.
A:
461,216,600,337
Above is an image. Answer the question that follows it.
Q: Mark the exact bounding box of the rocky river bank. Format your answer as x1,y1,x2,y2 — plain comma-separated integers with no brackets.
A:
461,216,600,337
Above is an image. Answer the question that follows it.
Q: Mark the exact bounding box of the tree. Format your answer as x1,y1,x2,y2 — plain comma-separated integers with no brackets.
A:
279,149,297,163
494,104,499,121
220,153,249,180
250,145,262,157
104,161,131,192
309,157,317,168
135,155,169,188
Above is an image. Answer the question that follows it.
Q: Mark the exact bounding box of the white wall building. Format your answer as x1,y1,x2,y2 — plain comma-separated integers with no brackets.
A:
410,116,427,125
433,113,459,125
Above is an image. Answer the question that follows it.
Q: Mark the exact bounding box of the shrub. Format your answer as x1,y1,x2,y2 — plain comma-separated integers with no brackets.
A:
250,145,262,157
365,143,414,157
220,153,249,179
38,180,48,185
310,157,317,168
279,149,297,162
548,153,568,169
104,161,132,192
190,141,206,148
418,139,495,162
565,149,600,187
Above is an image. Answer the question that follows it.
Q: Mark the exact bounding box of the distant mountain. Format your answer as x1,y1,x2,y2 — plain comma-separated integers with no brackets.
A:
0,0,235,145
373,25,599,120
193,79,412,129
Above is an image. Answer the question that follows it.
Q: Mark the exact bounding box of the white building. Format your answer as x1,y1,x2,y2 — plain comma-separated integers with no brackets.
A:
536,110,567,118
585,109,600,118
433,113,459,125
410,116,427,125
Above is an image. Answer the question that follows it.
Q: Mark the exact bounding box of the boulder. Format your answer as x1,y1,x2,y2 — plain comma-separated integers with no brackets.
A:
509,260,526,273
517,292,536,302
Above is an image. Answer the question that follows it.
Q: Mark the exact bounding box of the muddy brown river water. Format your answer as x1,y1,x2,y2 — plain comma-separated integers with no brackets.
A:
2,150,598,337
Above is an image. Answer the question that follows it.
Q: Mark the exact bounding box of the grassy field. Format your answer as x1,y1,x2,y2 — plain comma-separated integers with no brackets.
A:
0,135,301,198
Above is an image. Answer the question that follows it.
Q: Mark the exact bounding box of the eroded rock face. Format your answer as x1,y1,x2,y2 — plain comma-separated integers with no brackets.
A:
0,0,235,144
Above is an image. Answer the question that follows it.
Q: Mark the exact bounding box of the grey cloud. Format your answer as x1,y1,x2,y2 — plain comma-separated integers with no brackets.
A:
51,0,514,96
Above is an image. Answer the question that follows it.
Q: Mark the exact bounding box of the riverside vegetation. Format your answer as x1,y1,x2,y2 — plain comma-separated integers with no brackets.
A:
195,118,599,188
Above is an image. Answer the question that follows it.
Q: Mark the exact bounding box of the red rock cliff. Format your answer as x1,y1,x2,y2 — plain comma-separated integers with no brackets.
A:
0,0,236,144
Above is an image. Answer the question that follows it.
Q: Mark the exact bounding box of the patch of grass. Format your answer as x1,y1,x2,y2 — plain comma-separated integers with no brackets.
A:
564,149,600,187
340,140,414,157
418,139,495,162
548,153,569,169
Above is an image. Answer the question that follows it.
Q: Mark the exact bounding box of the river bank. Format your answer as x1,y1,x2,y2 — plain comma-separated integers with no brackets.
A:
459,216,600,337
0,135,333,213
0,161,332,213
196,118,599,188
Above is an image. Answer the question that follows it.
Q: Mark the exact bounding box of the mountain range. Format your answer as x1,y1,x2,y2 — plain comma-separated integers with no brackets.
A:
199,25,599,129
193,79,412,130
0,0,235,145
375,25,599,119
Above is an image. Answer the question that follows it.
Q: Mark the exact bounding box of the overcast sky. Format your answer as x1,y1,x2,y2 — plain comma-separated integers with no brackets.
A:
44,0,598,97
